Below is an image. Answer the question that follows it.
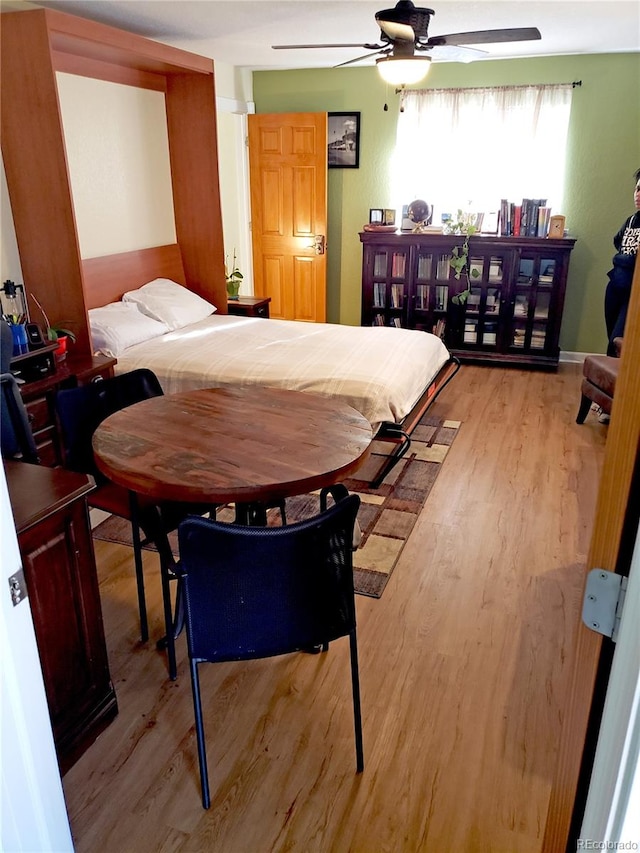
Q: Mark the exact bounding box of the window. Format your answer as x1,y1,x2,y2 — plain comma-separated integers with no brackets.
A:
392,84,574,226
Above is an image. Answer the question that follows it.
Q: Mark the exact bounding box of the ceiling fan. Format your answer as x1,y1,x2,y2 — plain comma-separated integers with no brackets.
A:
273,1,541,86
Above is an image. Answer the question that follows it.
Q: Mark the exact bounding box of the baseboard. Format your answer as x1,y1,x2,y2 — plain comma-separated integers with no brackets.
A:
559,351,603,364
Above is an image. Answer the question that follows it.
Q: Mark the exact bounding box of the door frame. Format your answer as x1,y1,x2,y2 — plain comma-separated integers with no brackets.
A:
580,516,640,841
543,261,640,849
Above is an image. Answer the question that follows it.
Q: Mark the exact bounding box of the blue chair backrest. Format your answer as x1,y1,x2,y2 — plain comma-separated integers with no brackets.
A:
0,372,39,464
55,368,163,480
177,494,361,662
0,321,13,374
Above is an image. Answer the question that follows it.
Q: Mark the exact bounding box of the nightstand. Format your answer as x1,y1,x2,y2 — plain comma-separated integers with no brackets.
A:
227,296,271,318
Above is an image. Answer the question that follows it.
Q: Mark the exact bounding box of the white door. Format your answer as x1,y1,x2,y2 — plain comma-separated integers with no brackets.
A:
1,466,73,852
580,519,640,843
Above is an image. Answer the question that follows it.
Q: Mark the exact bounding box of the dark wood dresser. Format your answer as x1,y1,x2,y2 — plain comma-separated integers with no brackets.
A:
227,295,271,318
13,353,116,467
5,461,117,774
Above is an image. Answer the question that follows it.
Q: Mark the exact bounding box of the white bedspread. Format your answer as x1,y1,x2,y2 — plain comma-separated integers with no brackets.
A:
113,314,451,428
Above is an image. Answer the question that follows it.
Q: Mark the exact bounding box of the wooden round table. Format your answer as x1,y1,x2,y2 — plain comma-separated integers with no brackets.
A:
92,385,373,507
92,385,372,678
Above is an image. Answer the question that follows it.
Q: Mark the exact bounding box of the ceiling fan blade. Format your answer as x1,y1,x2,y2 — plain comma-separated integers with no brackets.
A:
335,49,390,69
273,43,383,51
424,44,488,63
427,27,541,47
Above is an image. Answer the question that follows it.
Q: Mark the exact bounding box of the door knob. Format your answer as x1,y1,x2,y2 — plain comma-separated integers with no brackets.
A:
313,235,326,255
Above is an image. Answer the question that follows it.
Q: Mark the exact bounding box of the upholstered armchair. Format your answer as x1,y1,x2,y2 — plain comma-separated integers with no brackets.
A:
576,337,623,424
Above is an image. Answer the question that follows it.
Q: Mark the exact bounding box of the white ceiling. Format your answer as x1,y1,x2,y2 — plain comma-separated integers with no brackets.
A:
5,0,640,71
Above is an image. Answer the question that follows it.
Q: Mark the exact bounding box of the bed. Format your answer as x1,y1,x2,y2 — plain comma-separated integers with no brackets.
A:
83,245,460,486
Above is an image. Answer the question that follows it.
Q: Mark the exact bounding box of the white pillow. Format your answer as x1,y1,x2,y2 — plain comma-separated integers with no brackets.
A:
89,302,169,357
122,278,216,331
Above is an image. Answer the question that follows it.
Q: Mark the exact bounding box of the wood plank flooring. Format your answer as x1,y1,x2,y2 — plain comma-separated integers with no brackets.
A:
62,364,607,852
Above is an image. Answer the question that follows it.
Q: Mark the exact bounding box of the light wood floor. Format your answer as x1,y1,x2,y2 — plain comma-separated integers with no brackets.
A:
62,364,607,853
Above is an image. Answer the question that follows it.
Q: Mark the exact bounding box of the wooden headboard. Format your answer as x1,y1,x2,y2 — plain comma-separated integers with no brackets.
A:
82,244,186,308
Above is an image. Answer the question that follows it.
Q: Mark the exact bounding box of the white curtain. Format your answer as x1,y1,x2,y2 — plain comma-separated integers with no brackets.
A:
393,84,574,225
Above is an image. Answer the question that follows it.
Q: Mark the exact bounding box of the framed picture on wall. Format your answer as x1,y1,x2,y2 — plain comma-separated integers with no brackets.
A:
328,112,360,169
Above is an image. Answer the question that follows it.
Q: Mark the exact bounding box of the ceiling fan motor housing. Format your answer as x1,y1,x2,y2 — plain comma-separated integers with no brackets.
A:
376,1,435,40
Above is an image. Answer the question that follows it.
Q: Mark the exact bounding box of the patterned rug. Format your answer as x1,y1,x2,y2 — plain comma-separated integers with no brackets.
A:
92,414,460,598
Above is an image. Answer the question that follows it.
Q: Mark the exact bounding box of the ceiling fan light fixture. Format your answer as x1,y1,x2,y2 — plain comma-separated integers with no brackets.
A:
376,55,432,85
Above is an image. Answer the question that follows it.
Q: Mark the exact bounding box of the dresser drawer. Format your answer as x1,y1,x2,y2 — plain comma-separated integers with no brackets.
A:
34,432,60,467
25,395,52,433
227,297,271,318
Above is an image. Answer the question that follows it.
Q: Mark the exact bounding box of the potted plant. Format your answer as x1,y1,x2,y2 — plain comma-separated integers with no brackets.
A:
445,210,481,305
30,294,76,358
225,250,243,300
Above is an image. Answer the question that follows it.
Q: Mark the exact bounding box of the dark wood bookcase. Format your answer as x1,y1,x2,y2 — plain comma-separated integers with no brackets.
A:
360,232,576,369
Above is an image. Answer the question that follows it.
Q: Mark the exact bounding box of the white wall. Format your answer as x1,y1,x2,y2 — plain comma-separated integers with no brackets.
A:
1,61,254,293
1,155,23,284
57,73,177,259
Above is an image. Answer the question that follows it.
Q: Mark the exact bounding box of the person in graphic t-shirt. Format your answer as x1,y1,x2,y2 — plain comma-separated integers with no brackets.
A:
604,168,640,355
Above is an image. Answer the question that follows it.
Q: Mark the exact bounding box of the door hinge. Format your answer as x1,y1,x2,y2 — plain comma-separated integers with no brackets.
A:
582,569,628,642
8,568,27,606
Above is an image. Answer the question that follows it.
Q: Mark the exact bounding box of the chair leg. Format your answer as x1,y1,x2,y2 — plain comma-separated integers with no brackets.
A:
190,660,211,809
576,393,593,424
129,492,149,642
144,507,179,680
158,550,178,681
349,629,364,773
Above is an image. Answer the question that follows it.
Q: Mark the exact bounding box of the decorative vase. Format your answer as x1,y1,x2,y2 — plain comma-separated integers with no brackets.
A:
226,281,241,300
55,334,68,360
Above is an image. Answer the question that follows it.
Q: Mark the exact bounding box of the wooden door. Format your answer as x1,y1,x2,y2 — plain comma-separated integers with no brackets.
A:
543,261,640,849
248,113,327,322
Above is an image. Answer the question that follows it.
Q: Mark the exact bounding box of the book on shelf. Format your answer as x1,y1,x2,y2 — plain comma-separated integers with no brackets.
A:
436,255,450,279
416,285,429,310
499,199,510,236
433,317,446,340
391,253,406,278
513,205,522,236
417,256,432,279
390,284,403,308
435,285,448,311
500,198,549,237
537,206,552,237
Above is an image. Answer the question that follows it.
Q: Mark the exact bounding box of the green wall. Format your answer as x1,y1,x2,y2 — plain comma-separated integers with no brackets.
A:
253,53,640,353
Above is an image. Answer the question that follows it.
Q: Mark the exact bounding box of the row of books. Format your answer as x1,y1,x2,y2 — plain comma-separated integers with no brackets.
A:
499,199,551,237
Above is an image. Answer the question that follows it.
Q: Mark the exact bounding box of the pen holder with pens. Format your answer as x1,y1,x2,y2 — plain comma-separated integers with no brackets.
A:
10,323,29,356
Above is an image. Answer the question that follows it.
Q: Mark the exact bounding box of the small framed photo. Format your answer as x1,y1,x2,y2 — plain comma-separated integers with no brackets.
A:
481,211,499,234
548,214,566,239
328,112,360,169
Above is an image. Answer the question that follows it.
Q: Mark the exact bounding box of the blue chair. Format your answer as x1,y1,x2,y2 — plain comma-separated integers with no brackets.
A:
1,371,39,464
54,368,205,679
177,492,364,808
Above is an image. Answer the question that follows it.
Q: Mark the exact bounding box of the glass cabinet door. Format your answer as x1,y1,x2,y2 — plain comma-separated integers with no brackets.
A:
453,253,508,351
411,250,442,334
509,254,557,351
368,248,410,328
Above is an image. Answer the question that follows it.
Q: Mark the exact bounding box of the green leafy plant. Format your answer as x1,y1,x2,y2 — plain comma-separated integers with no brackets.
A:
30,293,77,343
445,210,480,305
47,326,76,343
225,250,243,299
